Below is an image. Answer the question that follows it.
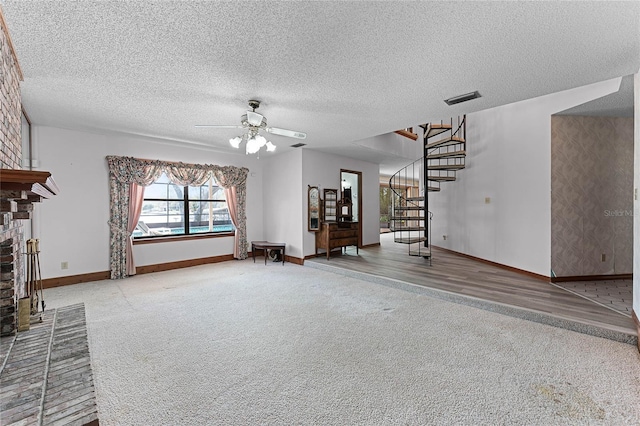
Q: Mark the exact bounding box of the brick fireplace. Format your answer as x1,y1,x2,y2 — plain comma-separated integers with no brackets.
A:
1,171,59,335
0,11,59,337
0,8,24,336
1,235,23,336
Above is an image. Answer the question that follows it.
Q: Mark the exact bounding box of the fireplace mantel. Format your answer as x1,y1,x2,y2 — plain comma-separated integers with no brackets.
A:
0,169,59,199
0,169,59,222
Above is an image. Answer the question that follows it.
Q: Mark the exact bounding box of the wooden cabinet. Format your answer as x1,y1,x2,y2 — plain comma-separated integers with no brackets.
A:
315,221,359,260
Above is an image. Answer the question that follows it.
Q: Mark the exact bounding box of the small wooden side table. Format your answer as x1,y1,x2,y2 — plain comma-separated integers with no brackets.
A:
251,241,286,265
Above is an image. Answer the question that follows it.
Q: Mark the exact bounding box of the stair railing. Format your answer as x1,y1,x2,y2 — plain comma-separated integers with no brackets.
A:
424,116,466,183
389,115,466,261
389,156,431,258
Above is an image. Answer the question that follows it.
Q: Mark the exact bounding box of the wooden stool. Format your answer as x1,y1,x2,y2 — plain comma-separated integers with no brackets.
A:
251,241,286,265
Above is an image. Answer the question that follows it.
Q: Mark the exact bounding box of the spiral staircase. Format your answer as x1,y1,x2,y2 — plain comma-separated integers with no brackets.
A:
389,115,466,261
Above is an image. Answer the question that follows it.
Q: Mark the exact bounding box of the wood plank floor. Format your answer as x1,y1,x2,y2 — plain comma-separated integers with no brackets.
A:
307,233,636,343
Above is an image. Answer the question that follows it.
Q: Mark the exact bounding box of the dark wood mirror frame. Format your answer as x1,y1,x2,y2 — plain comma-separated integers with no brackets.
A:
308,186,320,231
340,169,363,247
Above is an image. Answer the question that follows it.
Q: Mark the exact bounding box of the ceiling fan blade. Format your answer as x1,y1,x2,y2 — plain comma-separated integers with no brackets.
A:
194,124,244,129
266,127,307,139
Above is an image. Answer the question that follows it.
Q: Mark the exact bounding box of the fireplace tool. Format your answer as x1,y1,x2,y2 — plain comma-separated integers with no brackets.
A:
25,239,36,315
34,239,45,312
25,239,44,320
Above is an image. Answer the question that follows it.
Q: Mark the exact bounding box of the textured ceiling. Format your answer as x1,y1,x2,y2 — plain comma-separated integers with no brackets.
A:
557,74,634,117
2,1,639,173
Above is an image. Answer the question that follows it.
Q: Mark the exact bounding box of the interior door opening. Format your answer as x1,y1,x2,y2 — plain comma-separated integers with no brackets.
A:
340,169,362,247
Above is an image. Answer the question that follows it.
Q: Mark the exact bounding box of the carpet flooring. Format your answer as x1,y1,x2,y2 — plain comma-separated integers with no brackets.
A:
40,260,640,425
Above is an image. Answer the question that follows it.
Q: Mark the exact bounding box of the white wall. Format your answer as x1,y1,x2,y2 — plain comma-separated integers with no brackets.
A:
429,77,622,277
633,71,639,319
258,147,382,260
31,124,379,276
262,149,304,258
301,150,380,257
31,125,264,279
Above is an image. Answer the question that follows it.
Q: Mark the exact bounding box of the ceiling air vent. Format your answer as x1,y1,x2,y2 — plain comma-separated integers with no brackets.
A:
444,91,481,106
290,143,306,148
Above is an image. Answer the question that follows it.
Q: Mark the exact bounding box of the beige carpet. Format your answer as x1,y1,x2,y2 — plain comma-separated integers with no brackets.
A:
41,260,640,425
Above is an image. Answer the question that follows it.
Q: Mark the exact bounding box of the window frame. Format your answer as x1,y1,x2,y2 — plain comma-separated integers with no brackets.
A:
133,175,234,243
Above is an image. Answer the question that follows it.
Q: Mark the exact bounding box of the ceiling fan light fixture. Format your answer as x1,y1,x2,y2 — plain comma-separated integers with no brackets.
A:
229,136,242,149
245,137,261,154
254,134,267,147
199,100,303,156
246,111,264,127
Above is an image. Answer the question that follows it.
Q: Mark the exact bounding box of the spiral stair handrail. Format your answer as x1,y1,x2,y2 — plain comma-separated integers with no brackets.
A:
388,115,466,260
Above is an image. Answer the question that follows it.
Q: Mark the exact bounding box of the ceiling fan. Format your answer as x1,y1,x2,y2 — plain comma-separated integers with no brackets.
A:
196,100,306,154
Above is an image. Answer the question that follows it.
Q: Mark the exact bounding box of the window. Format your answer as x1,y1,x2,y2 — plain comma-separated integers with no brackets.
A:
134,173,234,238
380,185,392,224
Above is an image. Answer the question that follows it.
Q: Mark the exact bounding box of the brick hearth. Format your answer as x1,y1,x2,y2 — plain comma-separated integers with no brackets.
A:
0,304,99,425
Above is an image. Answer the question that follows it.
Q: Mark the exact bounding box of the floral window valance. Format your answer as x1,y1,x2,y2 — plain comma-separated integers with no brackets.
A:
106,156,249,279
106,156,248,187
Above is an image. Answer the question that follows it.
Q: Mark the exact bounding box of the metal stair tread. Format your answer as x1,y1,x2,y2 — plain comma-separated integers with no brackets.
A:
428,164,465,171
394,237,428,244
423,123,452,138
427,175,457,182
426,136,465,149
394,206,424,211
427,150,466,159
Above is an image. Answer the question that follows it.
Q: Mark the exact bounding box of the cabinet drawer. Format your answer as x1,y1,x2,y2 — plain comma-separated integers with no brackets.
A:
330,237,358,248
331,230,357,239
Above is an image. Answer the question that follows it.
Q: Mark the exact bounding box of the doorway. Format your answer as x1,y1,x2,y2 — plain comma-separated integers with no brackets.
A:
340,169,362,248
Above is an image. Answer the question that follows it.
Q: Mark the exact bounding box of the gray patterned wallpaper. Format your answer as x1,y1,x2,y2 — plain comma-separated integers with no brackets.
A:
551,116,633,277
